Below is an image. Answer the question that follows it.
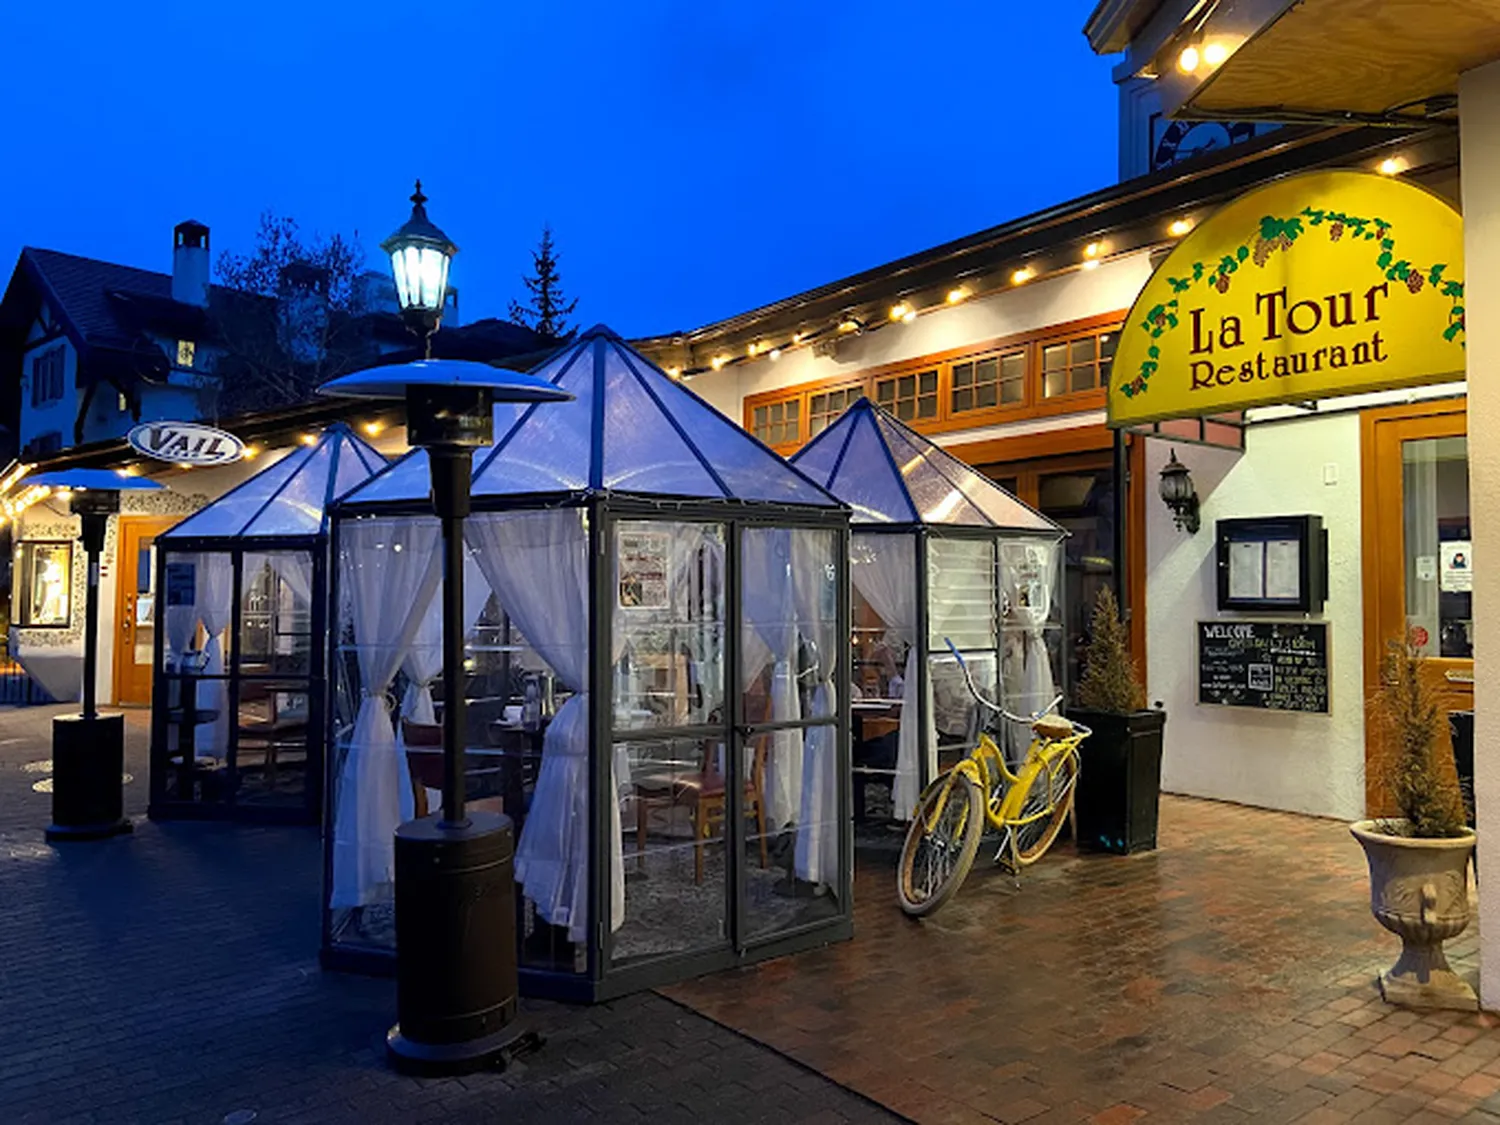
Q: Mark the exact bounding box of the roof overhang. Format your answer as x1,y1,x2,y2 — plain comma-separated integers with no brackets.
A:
1138,0,1500,126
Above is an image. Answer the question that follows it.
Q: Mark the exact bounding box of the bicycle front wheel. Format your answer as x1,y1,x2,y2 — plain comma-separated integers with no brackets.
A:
1010,751,1079,866
897,771,984,917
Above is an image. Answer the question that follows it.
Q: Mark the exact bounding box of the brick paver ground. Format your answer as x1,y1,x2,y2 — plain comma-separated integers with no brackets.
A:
0,705,901,1124
668,800,1496,1125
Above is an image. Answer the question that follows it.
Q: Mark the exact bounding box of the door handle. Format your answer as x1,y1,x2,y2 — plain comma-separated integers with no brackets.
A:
1445,670,1475,684
122,596,134,634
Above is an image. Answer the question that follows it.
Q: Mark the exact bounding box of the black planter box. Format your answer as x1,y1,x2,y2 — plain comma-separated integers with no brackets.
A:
1067,707,1167,855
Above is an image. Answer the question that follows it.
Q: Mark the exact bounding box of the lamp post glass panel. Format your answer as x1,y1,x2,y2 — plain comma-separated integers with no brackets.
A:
320,207,570,1071
28,470,163,840
381,180,458,354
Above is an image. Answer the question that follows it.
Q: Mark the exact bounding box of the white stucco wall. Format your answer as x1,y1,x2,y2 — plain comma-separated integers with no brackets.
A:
19,328,78,452
1459,58,1500,1010
1144,413,1366,820
686,251,1158,423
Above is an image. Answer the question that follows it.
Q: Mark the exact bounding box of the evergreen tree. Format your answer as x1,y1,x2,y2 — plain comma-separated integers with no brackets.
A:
509,224,579,341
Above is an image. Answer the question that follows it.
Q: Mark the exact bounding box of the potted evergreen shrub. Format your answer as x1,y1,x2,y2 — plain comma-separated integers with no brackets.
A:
1350,633,1477,1010
1069,587,1166,854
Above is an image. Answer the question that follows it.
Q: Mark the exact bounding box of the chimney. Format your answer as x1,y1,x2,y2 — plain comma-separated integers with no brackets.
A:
173,220,210,307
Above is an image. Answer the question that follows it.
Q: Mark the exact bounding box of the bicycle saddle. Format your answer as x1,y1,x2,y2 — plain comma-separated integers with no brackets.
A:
1031,715,1075,740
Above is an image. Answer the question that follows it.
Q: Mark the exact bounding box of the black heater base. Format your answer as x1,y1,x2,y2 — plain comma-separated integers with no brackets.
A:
385,810,538,1076
47,713,132,842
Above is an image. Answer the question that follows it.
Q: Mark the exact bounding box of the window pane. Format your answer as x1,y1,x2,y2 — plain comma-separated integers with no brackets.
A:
1403,436,1471,657
919,370,937,394
1044,371,1067,398
1002,353,1025,381
897,400,915,421
1070,337,1097,365
953,362,973,387
769,402,784,424
1071,366,1095,393
753,406,767,427
1000,378,1023,404
977,383,998,408
1099,333,1118,361
19,543,71,626
810,394,827,414
952,388,974,413
898,375,915,398
1043,344,1067,372
876,380,895,403
918,394,937,418
975,357,998,388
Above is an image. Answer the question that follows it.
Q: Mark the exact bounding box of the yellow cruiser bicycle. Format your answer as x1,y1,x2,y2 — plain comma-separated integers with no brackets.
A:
897,640,1091,917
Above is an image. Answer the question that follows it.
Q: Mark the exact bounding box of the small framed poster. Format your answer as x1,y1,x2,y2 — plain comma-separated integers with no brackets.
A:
617,531,670,610
1216,516,1327,613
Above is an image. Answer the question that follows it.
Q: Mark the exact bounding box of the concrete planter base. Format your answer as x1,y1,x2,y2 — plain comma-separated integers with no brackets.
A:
1350,819,1477,1011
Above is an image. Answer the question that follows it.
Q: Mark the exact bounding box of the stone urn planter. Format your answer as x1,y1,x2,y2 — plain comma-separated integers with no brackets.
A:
1350,819,1476,1010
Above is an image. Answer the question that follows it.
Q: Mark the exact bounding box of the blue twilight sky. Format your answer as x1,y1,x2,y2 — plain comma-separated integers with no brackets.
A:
0,2,1118,338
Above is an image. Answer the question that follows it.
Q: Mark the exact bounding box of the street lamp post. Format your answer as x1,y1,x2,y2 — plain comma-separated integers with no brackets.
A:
320,184,571,1076
29,469,163,841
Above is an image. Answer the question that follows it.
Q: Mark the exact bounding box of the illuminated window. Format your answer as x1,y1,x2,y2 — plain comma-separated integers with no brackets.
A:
875,369,938,423
751,399,799,446
1042,329,1118,397
808,385,862,437
952,350,1025,413
15,542,72,627
117,392,129,412
177,340,196,368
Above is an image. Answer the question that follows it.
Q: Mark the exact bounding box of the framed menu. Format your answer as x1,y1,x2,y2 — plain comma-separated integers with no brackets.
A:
1216,516,1327,613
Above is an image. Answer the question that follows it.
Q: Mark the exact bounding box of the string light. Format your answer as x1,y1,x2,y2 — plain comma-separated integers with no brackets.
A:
1085,242,1104,259
363,421,385,437
300,433,318,446
838,317,861,334
1011,267,1035,286
1082,259,1101,271
666,365,682,379
1378,157,1405,176
115,466,139,478
1169,218,1193,237
711,354,729,370
1177,44,1200,74
946,286,970,305
769,348,782,361
1203,41,1229,66
889,301,915,323
176,462,192,470
242,444,261,460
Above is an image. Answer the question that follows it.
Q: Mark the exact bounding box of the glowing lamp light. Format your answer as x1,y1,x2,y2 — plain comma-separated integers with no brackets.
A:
946,286,970,304
1177,44,1200,74
1203,41,1229,66
363,421,385,437
380,180,458,343
242,445,260,460
1082,260,1101,271
1169,218,1194,237
889,301,912,322
1378,157,1406,177
1085,242,1103,259
300,433,318,446
1011,267,1035,286
839,317,861,334
711,354,729,370
666,365,682,379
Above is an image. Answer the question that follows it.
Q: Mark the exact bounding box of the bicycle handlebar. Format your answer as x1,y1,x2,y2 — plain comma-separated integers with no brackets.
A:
943,637,1064,727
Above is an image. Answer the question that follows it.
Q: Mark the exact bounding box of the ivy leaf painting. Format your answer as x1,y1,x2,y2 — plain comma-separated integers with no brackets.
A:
1237,245,1250,262
1444,323,1463,341
1377,251,1393,269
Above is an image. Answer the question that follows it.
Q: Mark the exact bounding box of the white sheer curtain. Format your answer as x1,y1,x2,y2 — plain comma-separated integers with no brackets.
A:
1000,539,1060,763
926,539,996,773
466,509,623,945
195,554,235,757
850,534,924,819
741,528,802,832
792,529,839,888
330,518,443,910
399,553,491,724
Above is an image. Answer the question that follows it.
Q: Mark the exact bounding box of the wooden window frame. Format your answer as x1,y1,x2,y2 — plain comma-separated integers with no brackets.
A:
1037,322,1118,404
741,310,1125,451
872,366,940,426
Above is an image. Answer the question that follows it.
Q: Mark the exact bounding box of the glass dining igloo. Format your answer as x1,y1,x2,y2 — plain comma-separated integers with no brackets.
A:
150,423,386,823
791,397,1066,830
323,325,853,1001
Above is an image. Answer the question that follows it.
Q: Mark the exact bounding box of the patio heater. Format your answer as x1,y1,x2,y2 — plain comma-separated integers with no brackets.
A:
29,469,163,841
320,182,572,1075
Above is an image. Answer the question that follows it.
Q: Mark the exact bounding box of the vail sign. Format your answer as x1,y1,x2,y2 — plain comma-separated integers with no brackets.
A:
128,421,245,466
1109,171,1465,427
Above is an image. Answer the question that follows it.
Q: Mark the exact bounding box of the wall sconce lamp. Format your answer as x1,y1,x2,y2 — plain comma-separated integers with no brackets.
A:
1159,449,1201,533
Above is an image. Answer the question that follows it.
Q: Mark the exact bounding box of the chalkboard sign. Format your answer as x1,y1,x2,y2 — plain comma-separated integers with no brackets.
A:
1197,620,1330,714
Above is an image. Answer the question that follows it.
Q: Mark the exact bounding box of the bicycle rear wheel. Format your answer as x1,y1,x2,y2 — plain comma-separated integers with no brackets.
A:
1010,751,1079,866
897,771,984,917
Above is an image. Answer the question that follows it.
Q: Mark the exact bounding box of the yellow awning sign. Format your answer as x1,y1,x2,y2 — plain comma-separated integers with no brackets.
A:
1109,171,1465,428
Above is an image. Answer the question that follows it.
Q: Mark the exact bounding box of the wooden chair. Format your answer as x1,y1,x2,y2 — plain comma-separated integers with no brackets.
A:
399,717,507,820
633,739,769,885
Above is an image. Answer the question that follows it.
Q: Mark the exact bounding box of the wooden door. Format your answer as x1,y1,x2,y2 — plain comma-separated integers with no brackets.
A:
1361,398,1471,815
113,517,177,705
